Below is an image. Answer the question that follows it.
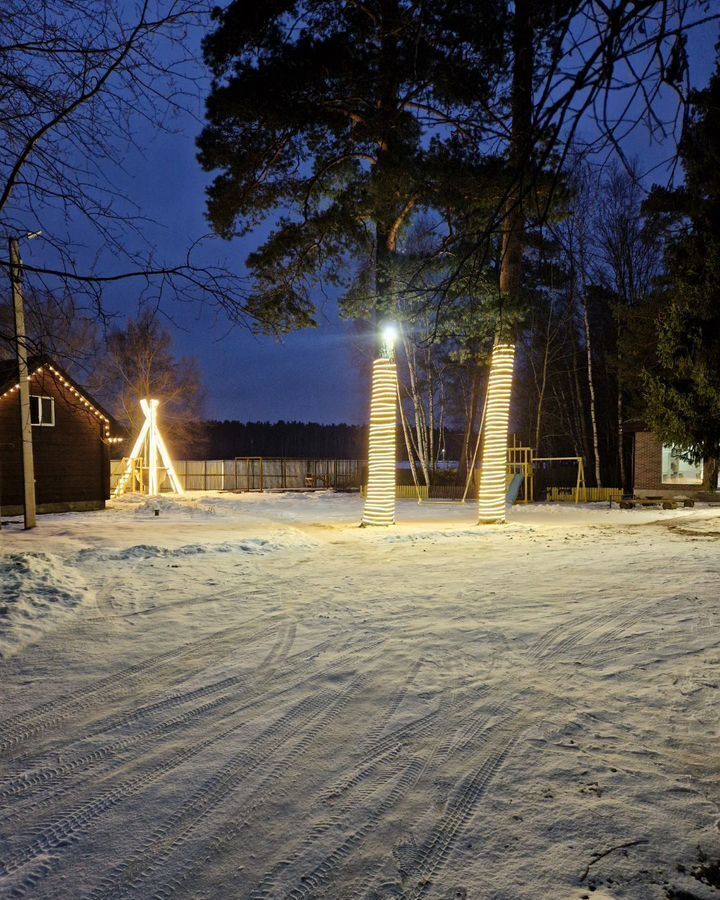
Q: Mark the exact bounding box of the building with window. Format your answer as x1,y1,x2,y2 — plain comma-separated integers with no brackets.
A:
627,424,709,497
0,355,121,515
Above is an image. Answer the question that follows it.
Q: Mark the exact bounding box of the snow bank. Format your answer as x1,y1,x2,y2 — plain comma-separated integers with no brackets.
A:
0,551,94,658
76,537,296,563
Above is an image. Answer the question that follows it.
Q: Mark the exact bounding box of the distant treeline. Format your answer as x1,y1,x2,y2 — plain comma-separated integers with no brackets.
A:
188,420,369,459
181,420,466,462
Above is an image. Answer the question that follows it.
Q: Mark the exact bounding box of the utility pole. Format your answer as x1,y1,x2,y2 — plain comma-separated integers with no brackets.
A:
9,236,36,529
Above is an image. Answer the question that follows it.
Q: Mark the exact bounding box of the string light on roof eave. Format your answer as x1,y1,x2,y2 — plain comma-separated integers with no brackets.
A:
1,364,115,438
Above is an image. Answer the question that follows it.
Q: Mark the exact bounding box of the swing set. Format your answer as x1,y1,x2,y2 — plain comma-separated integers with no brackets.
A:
400,392,586,505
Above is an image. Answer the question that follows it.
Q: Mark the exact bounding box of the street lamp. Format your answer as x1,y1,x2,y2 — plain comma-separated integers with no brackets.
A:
361,322,398,526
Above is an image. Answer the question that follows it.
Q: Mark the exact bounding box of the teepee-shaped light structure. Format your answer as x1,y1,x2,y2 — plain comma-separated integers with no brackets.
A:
112,398,183,497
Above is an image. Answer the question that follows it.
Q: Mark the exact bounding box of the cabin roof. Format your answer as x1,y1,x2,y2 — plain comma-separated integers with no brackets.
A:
0,353,118,431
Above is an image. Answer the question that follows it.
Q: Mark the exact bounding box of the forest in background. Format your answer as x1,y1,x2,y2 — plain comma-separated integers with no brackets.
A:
2,2,719,492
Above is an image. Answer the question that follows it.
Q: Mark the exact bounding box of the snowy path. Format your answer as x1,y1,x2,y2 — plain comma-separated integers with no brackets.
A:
1,493,719,899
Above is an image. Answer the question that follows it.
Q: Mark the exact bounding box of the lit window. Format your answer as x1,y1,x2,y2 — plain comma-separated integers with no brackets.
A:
30,395,55,426
661,446,702,484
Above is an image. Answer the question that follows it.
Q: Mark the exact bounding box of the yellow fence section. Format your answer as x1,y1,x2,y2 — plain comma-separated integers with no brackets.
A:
360,483,623,503
546,486,622,503
361,485,429,500
397,485,429,499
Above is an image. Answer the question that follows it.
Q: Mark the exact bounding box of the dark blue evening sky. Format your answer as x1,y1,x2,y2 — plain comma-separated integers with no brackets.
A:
17,14,719,425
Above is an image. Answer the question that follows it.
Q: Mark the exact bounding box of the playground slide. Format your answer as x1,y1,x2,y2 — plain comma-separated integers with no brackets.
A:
506,473,524,505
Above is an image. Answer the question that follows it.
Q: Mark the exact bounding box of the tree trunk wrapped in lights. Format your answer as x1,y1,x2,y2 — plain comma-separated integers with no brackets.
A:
477,343,515,523
477,1,531,526
362,357,397,526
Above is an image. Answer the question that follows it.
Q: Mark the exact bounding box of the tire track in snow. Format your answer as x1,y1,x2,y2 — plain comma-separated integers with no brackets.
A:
245,661,473,900
281,748,444,900
0,678,340,893
401,718,524,900
529,610,613,662
248,712,449,900
0,624,306,813
321,709,440,808
348,691,522,900
245,665,452,900
85,663,380,900
0,615,270,757
87,584,252,624
0,631,357,831
529,598,670,670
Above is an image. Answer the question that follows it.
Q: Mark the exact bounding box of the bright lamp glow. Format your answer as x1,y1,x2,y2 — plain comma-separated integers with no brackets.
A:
112,398,183,497
381,323,398,349
478,343,515,524
362,358,397,526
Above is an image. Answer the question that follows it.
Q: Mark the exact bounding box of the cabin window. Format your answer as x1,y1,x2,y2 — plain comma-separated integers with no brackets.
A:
30,395,55,426
661,445,702,484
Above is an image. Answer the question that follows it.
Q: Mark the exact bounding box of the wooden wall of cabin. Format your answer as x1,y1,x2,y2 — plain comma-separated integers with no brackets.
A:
0,369,109,509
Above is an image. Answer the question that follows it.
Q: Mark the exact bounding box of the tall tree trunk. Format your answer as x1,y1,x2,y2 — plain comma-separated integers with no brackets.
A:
702,456,719,492
456,361,482,484
570,317,590,465
617,358,625,490
427,349,435,473
374,224,393,344
534,301,553,454
398,383,422,491
581,292,602,487
437,377,446,468
477,0,533,523
498,0,532,322
402,334,431,485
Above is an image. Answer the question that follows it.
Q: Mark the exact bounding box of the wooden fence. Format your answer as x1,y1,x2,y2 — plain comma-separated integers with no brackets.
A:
362,484,474,501
546,486,623,503
111,457,364,493
110,456,620,502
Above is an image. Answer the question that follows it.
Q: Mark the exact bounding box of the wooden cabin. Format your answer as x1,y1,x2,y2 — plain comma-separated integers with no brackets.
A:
0,355,121,515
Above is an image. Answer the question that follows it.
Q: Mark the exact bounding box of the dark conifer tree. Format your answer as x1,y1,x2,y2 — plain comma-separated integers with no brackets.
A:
643,59,720,490
197,1,505,336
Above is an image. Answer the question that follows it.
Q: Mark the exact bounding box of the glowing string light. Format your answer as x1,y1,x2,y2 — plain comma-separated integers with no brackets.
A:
1,364,115,441
147,399,159,495
362,357,397,526
478,343,515,524
112,398,183,497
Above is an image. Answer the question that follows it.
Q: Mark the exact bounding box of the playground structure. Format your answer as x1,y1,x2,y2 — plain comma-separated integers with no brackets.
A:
112,399,183,498
439,437,596,505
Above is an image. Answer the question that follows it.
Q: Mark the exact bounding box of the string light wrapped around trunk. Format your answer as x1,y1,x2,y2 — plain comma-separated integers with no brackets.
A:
362,356,397,526
478,342,515,524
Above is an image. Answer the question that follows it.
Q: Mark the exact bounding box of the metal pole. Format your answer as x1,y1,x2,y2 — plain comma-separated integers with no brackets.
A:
9,237,36,529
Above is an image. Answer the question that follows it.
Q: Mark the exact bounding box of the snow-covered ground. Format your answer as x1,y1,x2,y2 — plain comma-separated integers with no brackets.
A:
0,491,719,899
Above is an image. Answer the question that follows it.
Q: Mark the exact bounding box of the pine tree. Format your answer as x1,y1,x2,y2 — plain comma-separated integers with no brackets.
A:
197,1,505,336
643,59,720,490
